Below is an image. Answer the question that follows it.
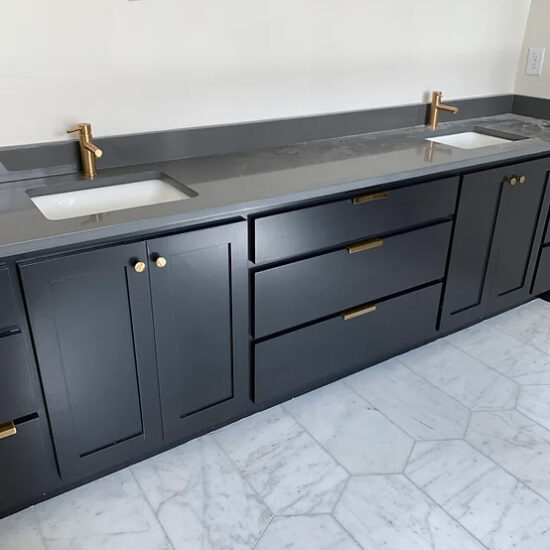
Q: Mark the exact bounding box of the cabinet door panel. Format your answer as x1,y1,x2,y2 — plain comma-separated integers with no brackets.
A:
148,222,248,441
488,160,550,313
20,243,161,480
440,166,509,330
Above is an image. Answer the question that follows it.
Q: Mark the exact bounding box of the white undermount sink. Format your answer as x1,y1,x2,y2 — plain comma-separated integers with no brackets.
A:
30,178,192,221
427,131,513,150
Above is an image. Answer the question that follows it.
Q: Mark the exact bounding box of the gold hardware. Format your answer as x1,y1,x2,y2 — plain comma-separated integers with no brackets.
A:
155,256,167,268
0,420,16,441
352,191,389,205
428,91,459,130
134,261,146,273
519,176,526,184
510,177,517,186
67,123,103,179
347,238,384,254
342,304,377,321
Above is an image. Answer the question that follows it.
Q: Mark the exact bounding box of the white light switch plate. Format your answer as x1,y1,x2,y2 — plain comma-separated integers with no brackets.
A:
526,47,545,75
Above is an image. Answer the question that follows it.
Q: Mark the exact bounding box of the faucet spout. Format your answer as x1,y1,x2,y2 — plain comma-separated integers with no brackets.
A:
438,104,459,114
84,142,103,158
428,91,459,130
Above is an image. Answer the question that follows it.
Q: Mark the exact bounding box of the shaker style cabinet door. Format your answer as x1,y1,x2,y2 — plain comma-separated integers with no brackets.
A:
20,243,162,480
487,159,550,315
147,222,249,442
440,166,510,331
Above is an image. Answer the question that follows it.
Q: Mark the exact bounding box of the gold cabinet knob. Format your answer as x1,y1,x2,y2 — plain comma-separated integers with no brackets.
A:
134,261,146,273
519,175,526,184
509,177,517,186
155,256,167,269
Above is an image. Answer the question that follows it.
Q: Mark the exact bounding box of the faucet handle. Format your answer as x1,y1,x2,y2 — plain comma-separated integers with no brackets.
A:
67,124,84,134
67,123,93,135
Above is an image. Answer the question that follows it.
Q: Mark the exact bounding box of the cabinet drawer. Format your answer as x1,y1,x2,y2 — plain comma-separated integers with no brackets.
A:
0,265,18,331
533,246,550,295
255,283,442,404
253,177,458,263
255,222,451,337
0,334,36,424
0,415,57,513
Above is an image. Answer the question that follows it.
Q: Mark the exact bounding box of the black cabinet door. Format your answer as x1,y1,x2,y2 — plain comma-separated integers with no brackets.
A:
487,159,550,314
440,166,509,331
20,243,162,480
147,222,249,442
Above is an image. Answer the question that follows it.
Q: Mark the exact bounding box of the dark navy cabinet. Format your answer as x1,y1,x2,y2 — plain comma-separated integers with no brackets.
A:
21,242,163,480
441,158,550,330
19,222,249,481
147,223,249,442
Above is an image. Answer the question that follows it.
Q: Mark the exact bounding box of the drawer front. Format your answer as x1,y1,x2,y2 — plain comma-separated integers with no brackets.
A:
255,222,451,337
255,283,442,404
0,415,57,514
0,265,18,330
0,334,37,424
533,246,550,295
253,177,458,263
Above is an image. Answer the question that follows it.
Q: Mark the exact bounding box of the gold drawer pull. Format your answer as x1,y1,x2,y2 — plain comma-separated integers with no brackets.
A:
352,191,389,204
347,238,384,254
0,420,17,440
342,304,377,321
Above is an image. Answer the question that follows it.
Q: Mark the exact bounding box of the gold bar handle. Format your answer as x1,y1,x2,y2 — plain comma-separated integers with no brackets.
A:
0,420,17,441
347,238,383,254
352,191,389,204
342,304,377,321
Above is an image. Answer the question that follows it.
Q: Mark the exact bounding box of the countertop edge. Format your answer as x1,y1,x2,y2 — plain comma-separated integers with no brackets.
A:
2,138,550,260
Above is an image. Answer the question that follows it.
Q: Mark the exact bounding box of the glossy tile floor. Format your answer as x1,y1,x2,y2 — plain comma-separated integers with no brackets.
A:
4,299,550,549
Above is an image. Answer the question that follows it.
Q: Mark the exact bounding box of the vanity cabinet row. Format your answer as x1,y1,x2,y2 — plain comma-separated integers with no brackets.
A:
1,154,550,517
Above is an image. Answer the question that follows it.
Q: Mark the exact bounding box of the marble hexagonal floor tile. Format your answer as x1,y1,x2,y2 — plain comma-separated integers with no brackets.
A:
517,385,550,430
283,381,414,474
254,515,360,550
466,410,550,502
212,405,348,515
345,358,470,440
447,320,550,385
399,339,518,410
406,440,550,550
33,469,173,550
334,475,485,550
131,435,271,550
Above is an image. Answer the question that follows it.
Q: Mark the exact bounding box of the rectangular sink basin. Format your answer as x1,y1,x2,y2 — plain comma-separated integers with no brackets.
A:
427,132,513,150
30,177,193,221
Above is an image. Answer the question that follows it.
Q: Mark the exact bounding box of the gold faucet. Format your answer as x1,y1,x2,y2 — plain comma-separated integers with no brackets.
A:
428,91,459,130
67,123,103,178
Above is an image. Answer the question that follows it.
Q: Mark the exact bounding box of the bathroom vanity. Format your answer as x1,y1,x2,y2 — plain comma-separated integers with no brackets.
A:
2,112,550,517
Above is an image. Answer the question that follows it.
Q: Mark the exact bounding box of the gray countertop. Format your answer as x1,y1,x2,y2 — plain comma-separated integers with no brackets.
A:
2,113,550,258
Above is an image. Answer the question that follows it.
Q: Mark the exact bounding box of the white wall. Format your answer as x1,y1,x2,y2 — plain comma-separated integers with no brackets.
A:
0,0,531,146
515,0,550,99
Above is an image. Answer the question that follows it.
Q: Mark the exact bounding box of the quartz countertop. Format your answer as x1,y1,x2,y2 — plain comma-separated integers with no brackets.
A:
2,113,550,258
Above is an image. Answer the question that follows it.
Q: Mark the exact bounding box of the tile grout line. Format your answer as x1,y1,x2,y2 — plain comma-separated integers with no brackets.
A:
395,351,517,421
281,401,355,477
207,432,277,519
127,467,177,550
342,376,436,443
250,514,274,550
330,509,369,550
444,336,524,390
404,473,491,550
463,417,550,506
